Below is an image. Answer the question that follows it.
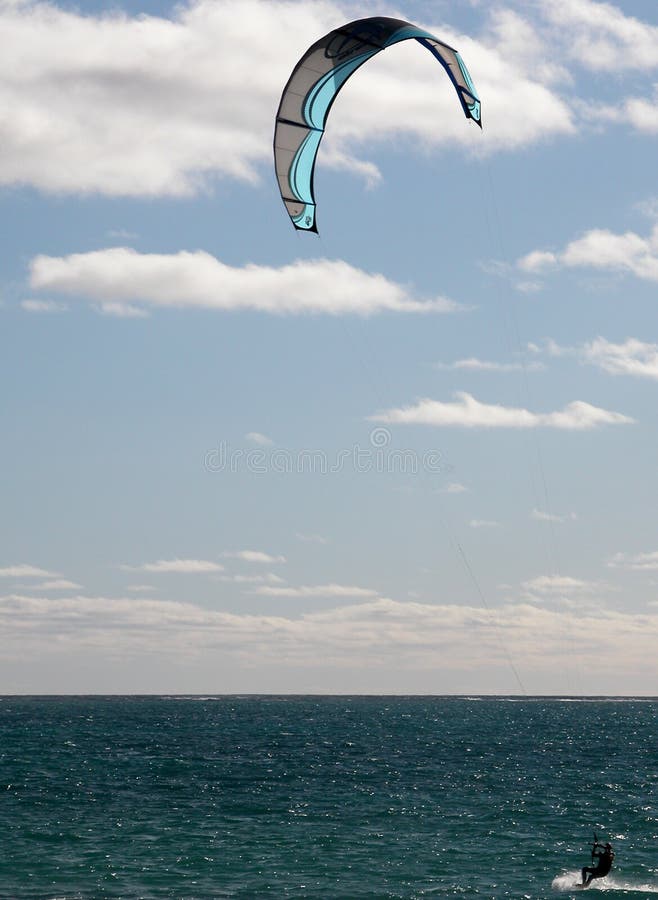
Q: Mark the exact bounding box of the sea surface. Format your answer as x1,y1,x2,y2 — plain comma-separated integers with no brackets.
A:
1,696,657,899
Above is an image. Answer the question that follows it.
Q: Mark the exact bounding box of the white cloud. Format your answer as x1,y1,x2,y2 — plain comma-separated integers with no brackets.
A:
20,299,68,313
254,583,379,599
0,1,578,199
540,0,658,72
121,558,224,574
223,550,286,564
2,591,658,688
518,574,607,609
97,301,149,319
581,337,658,379
245,432,273,446
34,579,82,590
531,509,577,523
218,573,285,585
484,8,571,86
521,574,598,595
0,0,317,196
514,280,543,294
479,259,512,278
107,228,139,241
536,336,658,380
370,391,633,430
636,197,658,220
322,12,575,155
608,550,658,571
562,227,658,279
29,248,463,316
126,584,156,593
517,250,559,273
295,532,329,545
2,1,655,211
469,519,500,528
518,224,658,283
436,357,545,372
440,482,468,494
622,89,658,134
0,564,59,578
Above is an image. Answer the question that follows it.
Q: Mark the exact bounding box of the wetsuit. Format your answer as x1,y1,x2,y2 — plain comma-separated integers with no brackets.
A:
582,846,613,886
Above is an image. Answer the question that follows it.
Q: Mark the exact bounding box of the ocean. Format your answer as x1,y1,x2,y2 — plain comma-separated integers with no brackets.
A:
0,696,656,898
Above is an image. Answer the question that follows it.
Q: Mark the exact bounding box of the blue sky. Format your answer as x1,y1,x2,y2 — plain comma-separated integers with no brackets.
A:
2,0,658,694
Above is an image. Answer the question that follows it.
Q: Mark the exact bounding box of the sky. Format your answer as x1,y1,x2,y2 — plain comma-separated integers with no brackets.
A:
1,0,658,695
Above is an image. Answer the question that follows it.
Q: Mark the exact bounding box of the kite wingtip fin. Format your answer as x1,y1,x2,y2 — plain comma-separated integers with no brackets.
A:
292,222,319,234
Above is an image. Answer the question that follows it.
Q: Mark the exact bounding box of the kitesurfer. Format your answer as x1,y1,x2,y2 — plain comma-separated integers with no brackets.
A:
581,840,614,886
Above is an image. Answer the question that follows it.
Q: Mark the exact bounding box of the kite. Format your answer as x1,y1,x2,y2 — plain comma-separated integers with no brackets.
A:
274,16,481,233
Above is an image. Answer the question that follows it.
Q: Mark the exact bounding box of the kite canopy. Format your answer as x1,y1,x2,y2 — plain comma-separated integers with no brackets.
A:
274,16,481,233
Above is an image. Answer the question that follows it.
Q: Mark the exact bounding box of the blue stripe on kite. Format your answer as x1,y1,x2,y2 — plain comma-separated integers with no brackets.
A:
455,51,477,98
303,50,376,130
289,129,322,202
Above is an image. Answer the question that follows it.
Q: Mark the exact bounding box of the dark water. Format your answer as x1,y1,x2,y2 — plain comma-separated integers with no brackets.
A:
1,696,657,898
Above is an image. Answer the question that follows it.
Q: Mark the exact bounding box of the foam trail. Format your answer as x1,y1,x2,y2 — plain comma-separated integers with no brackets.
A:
552,871,658,892
605,879,658,894
552,870,584,892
